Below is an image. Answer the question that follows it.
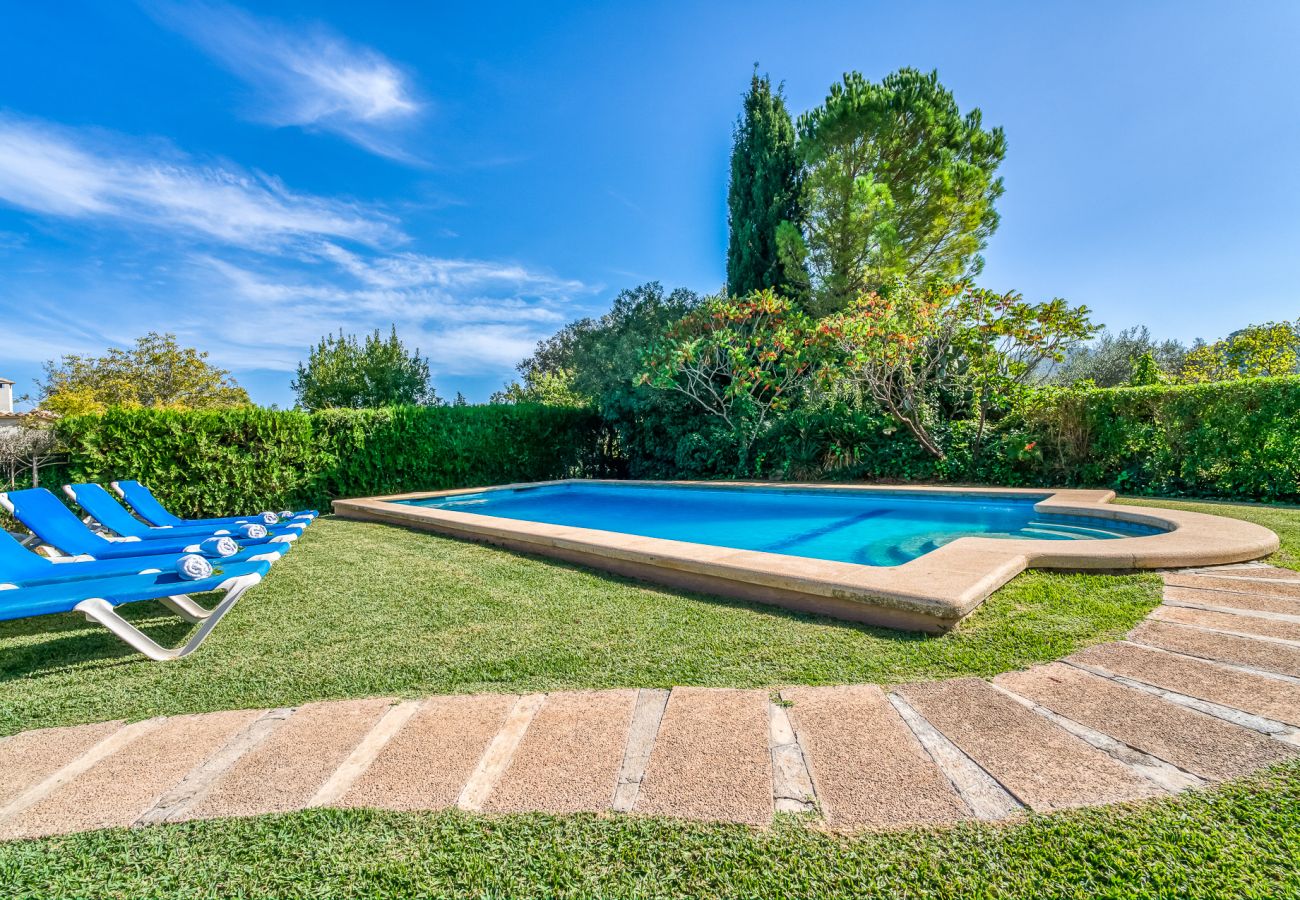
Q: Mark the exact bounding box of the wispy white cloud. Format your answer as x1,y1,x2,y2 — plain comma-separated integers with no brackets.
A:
194,251,582,375
0,107,590,395
310,242,584,296
146,1,424,161
0,244,587,381
0,115,398,247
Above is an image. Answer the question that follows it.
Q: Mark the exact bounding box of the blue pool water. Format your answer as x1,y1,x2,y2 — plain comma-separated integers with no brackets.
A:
401,483,1166,567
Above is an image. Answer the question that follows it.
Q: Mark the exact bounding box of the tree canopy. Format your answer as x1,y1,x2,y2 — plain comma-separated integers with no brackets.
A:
1051,326,1188,387
788,68,1006,314
639,289,819,471
726,72,801,297
496,64,1290,481
822,280,1093,459
499,282,700,414
1179,321,1299,384
39,332,250,416
292,327,439,410
1051,322,1299,386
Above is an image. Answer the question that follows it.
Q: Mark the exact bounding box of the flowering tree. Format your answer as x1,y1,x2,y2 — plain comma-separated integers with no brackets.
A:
819,282,955,457
638,289,820,473
955,287,1096,458
822,280,1094,460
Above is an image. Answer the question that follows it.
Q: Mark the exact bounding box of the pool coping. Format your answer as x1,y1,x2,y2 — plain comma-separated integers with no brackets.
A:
332,481,1280,633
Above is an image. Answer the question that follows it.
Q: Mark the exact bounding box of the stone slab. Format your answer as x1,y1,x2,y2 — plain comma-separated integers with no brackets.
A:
1131,620,1300,677
635,688,773,825
1154,605,1300,643
339,694,515,811
2,710,259,839
1165,584,1300,617
895,678,1158,812
783,685,968,828
0,721,123,809
995,663,1295,782
186,698,390,819
768,701,816,813
1167,573,1300,601
485,690,636,814
611,689,669,812
144,708,292,825
310,701,422,807
1070,642,1300,727
1190,567,1300,583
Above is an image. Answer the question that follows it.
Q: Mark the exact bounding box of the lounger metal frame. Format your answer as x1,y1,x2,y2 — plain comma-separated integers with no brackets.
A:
72,572,263,661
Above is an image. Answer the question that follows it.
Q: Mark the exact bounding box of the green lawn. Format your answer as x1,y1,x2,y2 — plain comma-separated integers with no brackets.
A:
1,517,1162,735
2,760,1297,899
1117,495,1300,570
2,495,1295,738
3,495,1299,897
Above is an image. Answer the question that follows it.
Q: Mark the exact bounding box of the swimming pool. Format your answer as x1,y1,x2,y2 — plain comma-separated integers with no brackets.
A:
334,481,1277,632
400,482,1164,567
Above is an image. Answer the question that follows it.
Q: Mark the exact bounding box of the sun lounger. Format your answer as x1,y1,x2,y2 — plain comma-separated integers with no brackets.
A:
0,528,270,660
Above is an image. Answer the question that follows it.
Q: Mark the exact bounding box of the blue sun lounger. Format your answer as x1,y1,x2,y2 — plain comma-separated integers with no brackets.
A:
0,528,270,660
0,489,288,564
0,525,269,586
64,483,301,544
111,480,317,529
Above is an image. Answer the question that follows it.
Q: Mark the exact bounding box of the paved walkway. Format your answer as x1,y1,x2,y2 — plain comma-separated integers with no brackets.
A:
3,565,1300,840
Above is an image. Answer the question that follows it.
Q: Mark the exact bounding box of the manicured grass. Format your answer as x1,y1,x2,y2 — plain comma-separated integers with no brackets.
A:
0,516,1161,735
2,496,1298,897
2,760,1298,899
5,495,1296,736
1118,495,1300,570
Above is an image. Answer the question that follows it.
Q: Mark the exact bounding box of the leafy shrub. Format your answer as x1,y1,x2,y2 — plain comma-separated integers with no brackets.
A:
53,404,612,517
48,378,1300,511
716,376,1300,501
1009,376,1300,500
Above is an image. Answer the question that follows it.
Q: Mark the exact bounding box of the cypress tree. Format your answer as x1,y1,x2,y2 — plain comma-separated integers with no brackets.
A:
726,72,801,297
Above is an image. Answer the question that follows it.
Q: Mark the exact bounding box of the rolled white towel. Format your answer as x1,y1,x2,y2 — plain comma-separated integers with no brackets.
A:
199,536,239,558
176,554,214,581
277,510,294,520
240,523,268,540
258,511,280,525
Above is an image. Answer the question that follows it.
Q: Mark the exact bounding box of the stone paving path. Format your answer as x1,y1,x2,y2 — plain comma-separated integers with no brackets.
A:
4,565,1300,840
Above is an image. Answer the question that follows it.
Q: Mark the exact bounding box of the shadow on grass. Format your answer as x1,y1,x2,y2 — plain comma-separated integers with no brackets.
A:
0,601,197,679
377,519,940,645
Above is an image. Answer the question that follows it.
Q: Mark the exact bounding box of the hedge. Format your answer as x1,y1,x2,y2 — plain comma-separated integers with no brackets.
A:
675,376,1300,503
54,405,613,517
1007,376,1300,501
46,377,1300,515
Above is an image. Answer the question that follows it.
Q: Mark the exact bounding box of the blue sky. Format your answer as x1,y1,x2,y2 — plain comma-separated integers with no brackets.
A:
1,1,1297,408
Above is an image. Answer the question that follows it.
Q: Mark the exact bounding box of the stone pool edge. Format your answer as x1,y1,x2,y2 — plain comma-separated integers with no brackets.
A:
332,481,1279,634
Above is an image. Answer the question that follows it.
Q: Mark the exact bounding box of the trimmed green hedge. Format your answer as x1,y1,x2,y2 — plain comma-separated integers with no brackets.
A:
47,377,1300,515
54,405,612,517
743,377,1300,502
1006,376,1300,501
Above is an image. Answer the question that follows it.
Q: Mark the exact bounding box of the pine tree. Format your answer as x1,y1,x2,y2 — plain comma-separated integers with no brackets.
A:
726,72,801,298
792,68,1007,315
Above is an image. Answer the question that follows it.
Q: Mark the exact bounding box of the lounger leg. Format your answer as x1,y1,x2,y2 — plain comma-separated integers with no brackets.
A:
158,594,213,623
74,574,261,662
